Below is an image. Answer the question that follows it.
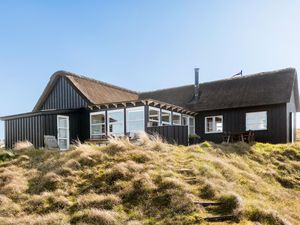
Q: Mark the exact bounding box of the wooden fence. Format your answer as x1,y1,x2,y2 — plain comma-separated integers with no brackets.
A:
146,125,188,146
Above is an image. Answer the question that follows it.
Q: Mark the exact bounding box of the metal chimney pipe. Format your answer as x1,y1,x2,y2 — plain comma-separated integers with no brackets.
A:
194,68,199,100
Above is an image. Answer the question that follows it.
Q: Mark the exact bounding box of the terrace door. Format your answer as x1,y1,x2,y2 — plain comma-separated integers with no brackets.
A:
57,115,70,150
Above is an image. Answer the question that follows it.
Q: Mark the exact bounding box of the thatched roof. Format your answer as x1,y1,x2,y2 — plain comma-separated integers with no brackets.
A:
33,71,139,112
33,68,300,113
140,68,300,111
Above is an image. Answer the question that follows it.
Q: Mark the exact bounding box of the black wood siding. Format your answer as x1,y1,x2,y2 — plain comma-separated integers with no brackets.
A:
41,77,88,110
146,125,188,145
195,104,287,144
4,110,85,149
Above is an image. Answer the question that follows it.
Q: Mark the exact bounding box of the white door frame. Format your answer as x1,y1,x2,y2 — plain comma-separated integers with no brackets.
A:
57,115,69,150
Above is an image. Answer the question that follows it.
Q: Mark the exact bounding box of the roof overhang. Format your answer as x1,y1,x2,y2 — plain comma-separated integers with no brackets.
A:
88,98,198,116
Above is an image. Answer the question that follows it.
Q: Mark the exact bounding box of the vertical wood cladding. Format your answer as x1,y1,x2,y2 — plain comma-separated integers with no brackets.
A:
4,110,86,149
146,125,188,146
195,104,287,144
41,77,88,110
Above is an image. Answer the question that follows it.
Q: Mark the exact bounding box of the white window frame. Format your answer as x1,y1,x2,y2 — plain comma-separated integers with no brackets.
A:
182,115,195,136
161,109,171,125
57,115,69,150
90,111,106,139
148,106,160,127
205,115,223,134
172,112,182,125
189,116,195,135
246,111,267,131
107,109,125,136
126,106,145,135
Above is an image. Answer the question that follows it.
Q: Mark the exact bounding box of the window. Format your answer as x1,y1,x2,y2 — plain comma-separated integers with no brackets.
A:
148,107,160,127
182,115,195,135
126,107,145,137
205,116,223,133
161,110,171,125
90,112,106,139
246,111,267,131
172,112,181,125
108,109,124,136
189,117,195,135
57,115,69,150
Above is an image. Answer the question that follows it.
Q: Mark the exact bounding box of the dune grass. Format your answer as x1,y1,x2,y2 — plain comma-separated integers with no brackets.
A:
0,136,299,224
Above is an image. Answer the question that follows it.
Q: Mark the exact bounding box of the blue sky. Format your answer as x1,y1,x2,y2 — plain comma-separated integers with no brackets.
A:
1,0,300,139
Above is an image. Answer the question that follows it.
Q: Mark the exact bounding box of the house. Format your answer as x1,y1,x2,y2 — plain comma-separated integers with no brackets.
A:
1,68,299,150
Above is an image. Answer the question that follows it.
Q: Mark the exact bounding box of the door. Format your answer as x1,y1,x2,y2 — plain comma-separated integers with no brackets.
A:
57,115,69,150
289,112,295,143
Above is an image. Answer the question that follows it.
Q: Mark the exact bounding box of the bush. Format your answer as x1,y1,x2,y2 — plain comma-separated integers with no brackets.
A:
71,209,119,225
77,193,121,210
199,183,216,199
0,150,14,162
217,193,243,215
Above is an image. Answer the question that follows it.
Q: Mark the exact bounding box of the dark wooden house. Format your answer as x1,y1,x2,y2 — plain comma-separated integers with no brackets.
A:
1,68,299,149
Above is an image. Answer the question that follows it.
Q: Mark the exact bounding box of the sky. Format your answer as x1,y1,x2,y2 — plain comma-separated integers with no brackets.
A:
1,0,300,140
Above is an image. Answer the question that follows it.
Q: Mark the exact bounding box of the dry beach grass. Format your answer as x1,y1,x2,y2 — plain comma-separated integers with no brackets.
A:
0,134,299,224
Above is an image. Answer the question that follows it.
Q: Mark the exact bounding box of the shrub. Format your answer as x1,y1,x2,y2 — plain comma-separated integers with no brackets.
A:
71,209,119,225
217,193,243,215
0,150,14,162
77,193,121,210
199,182,216,199
13,141,34,152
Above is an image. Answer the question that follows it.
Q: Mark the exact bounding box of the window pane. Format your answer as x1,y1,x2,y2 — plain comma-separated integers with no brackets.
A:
58,139,67,150
127,109,144,134
162,110,171,124
58,118,67,128
109,111,123,123
110,124,124,134
91,113,105,124
246,111,267,131
189,127,195,135
91,124,105,135
149,108,159,122
173,114,181,125
189,117,195,126
58,128,67,138
149,121,159,127
206,117,213,132
215,116,223,132
127,110,144,121
182,116,188,126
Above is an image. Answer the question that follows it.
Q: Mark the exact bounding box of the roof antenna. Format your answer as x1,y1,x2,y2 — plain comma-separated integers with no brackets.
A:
232,70,243,78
